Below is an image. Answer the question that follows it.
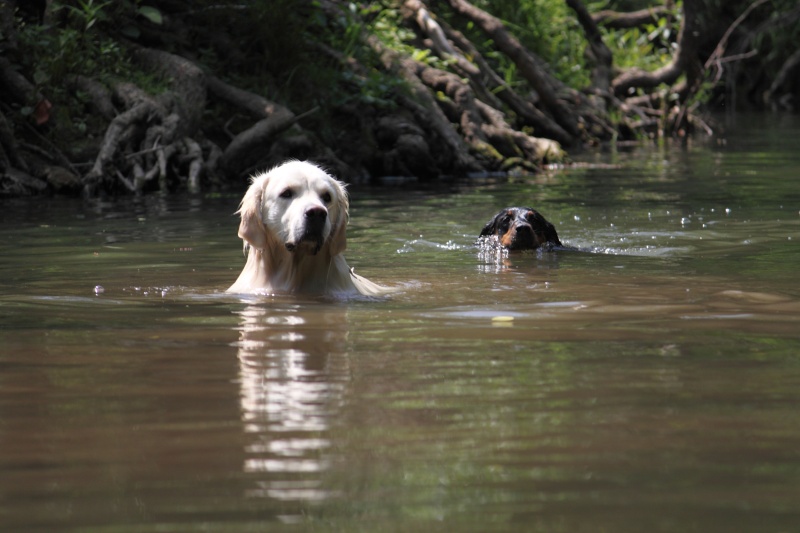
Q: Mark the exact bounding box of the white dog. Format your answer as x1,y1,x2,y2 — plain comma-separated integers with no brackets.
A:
227,161,389,296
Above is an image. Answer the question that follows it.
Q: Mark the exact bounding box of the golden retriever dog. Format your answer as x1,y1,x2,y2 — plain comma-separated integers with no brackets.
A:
227,161,389,296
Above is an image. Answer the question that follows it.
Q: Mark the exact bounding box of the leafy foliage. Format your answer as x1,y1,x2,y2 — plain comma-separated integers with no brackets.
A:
604,11,678,71
473,0,591,87
11,1,167,146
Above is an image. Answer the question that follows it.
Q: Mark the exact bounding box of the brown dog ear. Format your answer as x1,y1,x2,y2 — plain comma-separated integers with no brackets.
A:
328,179,349,256
237,174,269,251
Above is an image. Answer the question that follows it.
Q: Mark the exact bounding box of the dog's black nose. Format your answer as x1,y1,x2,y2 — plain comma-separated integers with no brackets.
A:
304,206,327,232
509,222,537,249
305,206,327,221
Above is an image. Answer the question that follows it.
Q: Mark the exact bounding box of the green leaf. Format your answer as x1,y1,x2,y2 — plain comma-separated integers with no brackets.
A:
138,6,163,25
412,49,430,62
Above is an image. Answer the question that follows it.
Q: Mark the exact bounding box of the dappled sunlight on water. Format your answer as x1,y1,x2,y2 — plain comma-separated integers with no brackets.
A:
1,115,800,531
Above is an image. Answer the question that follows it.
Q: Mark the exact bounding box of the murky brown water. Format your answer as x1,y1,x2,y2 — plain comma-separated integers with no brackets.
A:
2,114,799,532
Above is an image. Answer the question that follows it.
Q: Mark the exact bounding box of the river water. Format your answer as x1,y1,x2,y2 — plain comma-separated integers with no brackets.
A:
1,114,799,532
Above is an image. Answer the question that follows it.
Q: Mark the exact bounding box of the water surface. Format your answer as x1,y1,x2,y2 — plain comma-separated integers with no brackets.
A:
1,114,799,532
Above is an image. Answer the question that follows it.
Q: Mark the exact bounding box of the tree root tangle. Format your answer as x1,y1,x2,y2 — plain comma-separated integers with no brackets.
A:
0,0,794,196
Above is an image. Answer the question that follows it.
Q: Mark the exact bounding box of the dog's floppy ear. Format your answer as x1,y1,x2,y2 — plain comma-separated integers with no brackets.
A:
328,179,350,256
237,174,269,251
543,220,562,246
479,212,500,237
529,209,562,246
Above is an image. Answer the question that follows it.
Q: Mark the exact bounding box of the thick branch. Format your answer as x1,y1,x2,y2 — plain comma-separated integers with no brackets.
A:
445,0,583,138
404,0,573,145
367,33,480,172
612,0,701,98
414,62,486,147
182,137,204,192
592,6,671,29
83,99,158,190
475,100,563,163
219,107,299,178
207,75,293,121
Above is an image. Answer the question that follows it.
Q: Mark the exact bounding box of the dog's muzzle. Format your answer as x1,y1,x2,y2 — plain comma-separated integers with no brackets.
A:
505,222,538,250
286,206,327,254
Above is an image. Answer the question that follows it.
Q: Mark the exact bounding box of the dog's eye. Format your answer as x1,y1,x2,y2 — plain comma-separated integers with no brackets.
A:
279,188,294,199
321,192,332,204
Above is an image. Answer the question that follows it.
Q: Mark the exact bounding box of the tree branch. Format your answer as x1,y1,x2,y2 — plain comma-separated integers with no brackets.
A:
445,0,584,139
592,6,672,30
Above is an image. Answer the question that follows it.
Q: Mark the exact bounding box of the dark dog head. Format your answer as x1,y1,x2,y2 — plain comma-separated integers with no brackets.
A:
479,207,562,250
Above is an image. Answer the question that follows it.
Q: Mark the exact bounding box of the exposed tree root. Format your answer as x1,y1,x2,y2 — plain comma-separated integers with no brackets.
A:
79,47,218,195
403,0,573,146
445,0,586,141
0,0,794,196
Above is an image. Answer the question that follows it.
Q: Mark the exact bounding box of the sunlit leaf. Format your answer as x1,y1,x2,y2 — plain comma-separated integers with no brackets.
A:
138,6,163,25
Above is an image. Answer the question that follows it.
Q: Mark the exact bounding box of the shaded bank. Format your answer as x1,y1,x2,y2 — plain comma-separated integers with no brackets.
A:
1,0,798,197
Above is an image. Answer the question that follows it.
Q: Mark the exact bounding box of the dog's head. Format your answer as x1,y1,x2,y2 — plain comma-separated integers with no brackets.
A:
237,161,349,256
479,207,561,250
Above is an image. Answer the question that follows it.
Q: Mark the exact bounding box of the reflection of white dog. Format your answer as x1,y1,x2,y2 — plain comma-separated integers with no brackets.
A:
227,161,389,296
236,303,347,500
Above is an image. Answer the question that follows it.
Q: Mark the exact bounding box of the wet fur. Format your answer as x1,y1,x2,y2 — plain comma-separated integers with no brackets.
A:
227,161,389,296
479,207,562,250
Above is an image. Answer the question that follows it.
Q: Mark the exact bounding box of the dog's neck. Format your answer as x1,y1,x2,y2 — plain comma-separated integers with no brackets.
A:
228,243,358,295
